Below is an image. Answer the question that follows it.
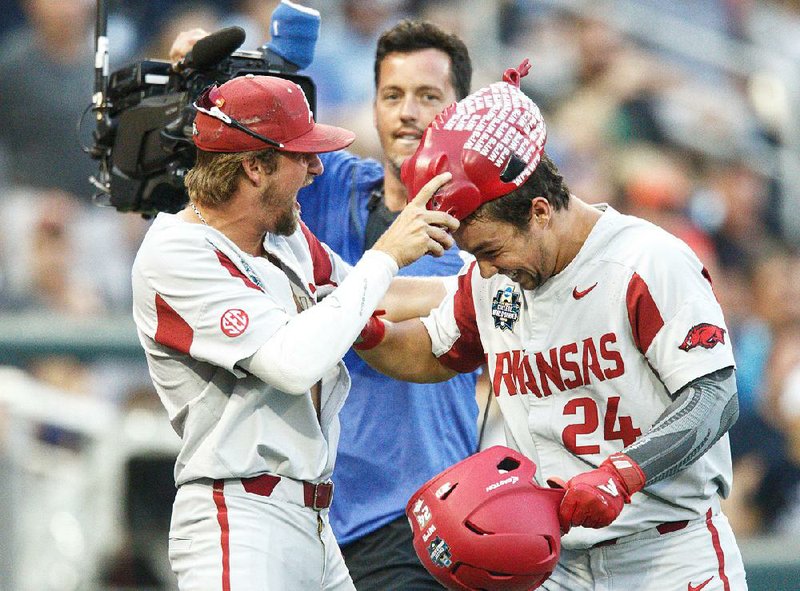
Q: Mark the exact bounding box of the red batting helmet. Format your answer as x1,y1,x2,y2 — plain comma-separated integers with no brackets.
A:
406,446,564,591
401,60,546,220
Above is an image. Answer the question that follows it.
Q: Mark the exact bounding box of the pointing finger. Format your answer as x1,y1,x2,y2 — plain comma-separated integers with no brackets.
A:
409,172,452,208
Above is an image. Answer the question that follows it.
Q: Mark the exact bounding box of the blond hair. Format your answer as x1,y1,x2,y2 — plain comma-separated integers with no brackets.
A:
185,148,279,207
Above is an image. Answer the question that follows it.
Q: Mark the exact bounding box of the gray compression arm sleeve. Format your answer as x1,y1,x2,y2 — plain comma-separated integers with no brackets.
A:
238,250,397,394
623,366,739,485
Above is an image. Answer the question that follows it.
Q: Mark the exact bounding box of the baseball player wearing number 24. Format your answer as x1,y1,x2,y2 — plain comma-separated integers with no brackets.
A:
358,61,749,591
131,74,458,590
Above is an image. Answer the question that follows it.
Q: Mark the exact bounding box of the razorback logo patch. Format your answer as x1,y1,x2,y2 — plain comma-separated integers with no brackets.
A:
679,323,726,351
220,309,249,337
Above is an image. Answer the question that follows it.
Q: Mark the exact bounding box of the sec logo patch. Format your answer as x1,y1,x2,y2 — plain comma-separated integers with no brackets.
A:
220,309,249,337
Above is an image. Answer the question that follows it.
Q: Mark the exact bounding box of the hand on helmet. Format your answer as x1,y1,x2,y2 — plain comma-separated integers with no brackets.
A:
547,453,645,532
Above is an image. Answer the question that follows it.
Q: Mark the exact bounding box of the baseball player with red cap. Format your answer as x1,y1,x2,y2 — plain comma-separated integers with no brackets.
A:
131,74,459,590
357,62,748,590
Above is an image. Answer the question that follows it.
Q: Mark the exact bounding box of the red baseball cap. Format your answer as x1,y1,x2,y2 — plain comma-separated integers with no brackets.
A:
192,74,355,153
401,60,546,220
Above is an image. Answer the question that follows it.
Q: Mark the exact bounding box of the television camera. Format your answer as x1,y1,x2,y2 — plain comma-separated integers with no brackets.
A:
88,1,319,217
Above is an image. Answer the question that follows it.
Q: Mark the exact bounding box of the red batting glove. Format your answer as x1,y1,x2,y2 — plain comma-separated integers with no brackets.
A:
353,310,386,350
547,453,646,532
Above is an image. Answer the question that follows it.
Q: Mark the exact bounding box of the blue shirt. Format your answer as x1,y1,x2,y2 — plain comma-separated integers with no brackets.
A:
298,150,479,545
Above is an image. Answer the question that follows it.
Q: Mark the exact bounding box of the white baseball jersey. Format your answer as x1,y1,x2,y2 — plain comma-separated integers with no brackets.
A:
423,205,736,549
132,212,353,486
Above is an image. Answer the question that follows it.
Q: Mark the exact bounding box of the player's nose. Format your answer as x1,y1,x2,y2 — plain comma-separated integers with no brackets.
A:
400,95,420,121
308,153,323,176
477,259,498,279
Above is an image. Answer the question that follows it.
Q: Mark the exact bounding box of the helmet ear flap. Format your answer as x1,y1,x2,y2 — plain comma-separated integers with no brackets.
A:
428,152,450,211
433,152,450,175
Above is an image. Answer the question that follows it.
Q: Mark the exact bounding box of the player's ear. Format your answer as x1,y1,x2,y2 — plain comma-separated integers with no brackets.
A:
241,156,264,186
529,197,551,229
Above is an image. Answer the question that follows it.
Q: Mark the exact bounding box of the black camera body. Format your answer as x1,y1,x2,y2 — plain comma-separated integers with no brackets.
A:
92,44,316,217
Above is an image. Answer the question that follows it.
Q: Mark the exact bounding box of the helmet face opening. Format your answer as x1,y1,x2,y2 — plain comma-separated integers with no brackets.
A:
406,446,565,591
496,456,521,472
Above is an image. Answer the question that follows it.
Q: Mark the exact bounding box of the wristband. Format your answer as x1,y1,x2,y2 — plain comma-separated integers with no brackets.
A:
602,452,646,500
353,310,386,350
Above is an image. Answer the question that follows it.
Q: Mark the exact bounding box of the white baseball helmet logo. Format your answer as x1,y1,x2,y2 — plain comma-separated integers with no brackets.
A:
221,309,249,337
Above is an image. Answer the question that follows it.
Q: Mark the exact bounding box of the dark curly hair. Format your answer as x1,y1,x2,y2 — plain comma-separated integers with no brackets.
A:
375,20,472,100
466,153,571,230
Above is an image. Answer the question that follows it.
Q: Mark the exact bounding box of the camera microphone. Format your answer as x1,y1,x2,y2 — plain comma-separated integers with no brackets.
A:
175,26,247,72
263,0,320,71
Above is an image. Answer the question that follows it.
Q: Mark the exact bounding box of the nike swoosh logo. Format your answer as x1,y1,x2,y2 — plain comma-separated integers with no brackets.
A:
572,282,598,299
688,576,713,591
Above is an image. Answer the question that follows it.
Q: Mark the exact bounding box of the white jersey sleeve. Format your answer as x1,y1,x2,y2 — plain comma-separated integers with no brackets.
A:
422,260,485,373
624,230,733,393
239,250,397,393
133,216,393,383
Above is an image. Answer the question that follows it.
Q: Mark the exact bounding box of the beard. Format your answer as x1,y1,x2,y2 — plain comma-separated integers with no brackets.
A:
274,206,299,236
259,181,301,237
513,241,550,290
510,270,543,291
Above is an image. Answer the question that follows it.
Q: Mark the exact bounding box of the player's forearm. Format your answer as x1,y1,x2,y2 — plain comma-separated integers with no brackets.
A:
239,250,398,394
357,318,457,383
378,276,448,322
623,366,739,485
553,366,739,530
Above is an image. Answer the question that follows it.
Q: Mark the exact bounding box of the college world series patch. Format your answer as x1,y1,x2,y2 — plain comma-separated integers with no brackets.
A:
491,286,521,331
427,536,453,568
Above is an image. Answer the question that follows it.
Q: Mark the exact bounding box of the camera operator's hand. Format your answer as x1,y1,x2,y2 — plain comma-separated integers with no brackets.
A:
169,28,210,65
372,173,458,268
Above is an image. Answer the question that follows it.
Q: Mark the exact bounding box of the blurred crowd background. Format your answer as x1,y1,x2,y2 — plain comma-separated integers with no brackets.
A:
0,0,799,589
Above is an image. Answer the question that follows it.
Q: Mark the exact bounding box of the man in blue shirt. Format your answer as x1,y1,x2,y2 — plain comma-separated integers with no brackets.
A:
298,20,479,590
